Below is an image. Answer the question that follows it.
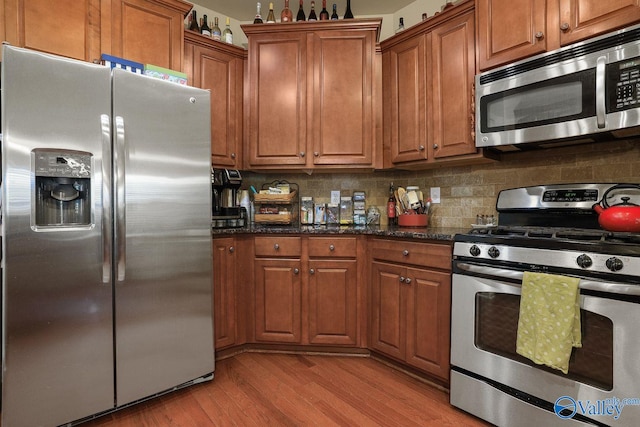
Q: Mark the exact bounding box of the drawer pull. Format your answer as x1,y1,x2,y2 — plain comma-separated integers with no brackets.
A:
402,250,409,256
329,244,335,251
229,246,235,253
310,268,315,275
274,243,280,250
294,268,299,275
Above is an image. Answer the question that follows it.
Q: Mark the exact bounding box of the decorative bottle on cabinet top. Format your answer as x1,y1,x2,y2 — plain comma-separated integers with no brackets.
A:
200,15,211,36
319,0,329,20
189,10,199,32
222,17,233,44
254,2,263,23
296,0,306,21
212,17,221,41
266,2,276,23
281,0,293,22
308,0,317,21
330,3,338,20
344,0,353,18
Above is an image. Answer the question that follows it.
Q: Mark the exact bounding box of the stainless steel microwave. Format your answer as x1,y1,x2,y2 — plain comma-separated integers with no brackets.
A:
476,24,640,151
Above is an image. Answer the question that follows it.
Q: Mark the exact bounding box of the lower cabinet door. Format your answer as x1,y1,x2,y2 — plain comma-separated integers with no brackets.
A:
213,238,236,349
254,258,302,343
308,259,358,345
370,261,405,360
405,267,451,380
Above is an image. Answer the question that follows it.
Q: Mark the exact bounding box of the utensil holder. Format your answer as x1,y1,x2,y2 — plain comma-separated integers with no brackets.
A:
398,214,428,227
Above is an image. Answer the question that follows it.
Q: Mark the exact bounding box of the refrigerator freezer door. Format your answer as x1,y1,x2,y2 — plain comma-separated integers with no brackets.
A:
111,68,214,406
1,47,115,426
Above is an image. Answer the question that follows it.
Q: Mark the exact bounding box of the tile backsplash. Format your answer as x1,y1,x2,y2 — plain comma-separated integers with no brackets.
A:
241,139,640,227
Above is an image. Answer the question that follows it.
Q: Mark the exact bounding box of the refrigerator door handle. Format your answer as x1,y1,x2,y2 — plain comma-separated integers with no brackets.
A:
101,114,113,284
114,115,126,282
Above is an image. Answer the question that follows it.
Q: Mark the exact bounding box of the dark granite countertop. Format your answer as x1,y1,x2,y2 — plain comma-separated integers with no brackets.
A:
212,224,469,242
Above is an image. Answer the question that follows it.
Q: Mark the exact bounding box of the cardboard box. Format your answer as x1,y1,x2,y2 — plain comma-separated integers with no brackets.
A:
144,64,188,85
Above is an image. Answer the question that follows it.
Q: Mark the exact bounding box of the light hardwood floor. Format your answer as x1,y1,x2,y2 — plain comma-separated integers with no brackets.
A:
84,353,490,426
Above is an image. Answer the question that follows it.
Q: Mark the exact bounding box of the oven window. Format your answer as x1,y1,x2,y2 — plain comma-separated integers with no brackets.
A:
475,292,613,390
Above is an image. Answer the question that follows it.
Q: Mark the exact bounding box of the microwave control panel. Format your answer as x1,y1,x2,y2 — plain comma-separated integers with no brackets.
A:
608,58,640,112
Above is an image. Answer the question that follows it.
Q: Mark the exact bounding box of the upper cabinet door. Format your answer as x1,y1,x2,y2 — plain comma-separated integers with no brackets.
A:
3,0,103,62
107,0,191,71
310,29,375,166
559,0,640,45
246,32,308,167
431,11,476,159
477,0,549,71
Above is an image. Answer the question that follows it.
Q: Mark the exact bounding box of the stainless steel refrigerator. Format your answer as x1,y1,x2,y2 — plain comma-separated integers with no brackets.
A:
1,46,214,426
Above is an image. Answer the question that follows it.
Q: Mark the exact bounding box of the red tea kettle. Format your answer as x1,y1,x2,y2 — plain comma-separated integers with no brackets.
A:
592,184,640,232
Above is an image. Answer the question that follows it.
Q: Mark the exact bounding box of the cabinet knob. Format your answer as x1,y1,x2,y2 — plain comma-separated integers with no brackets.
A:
433,144,439,149
560,22,570,32
274,243,280,250
534,31,544,40
404,277,412,284
300,151,306,157
294,268,300,275
229,246,235,253
329,244,335,251
402,250,409,257
399,276,406,283
310,268,315,274
314,152,319,157
231,153,236,159
419,145,425,151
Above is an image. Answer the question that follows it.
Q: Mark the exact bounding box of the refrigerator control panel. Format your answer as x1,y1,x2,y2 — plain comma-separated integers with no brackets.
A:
33,149,92,178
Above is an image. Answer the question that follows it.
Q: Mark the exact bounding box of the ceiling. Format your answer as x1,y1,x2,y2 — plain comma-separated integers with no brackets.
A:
194,0,415,21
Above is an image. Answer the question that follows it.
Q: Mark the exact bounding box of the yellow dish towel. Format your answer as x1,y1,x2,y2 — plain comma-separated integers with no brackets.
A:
516,271,581,374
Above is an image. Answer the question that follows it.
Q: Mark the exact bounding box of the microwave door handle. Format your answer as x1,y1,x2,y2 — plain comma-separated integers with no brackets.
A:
114,115,126,282
596,56,607,129
101,114,112,284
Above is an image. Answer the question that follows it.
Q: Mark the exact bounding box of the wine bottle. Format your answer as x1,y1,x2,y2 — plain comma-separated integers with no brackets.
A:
330,3,338,20
223,17,233,44
189,10,199,32
308,0,317,21
344,0,353,19
281,0,293,22
387,183,397,226
212,17,222,41
296,0,306,21
319,0,329,20
254,2,263,24
266,2,276,23
201,14,211,36
396,17,405,34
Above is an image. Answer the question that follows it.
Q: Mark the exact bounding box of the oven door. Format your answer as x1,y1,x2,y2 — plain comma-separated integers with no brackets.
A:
451,264,640,427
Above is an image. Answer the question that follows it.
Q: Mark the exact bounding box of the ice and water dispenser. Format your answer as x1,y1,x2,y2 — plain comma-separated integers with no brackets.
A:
33,149,92,227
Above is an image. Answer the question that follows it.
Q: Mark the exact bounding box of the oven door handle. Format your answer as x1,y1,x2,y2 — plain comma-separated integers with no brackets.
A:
455,262,640,296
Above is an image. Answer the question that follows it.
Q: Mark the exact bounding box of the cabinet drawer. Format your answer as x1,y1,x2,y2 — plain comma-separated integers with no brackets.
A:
308,237,357,258
370,238,451,271
254,236,302,257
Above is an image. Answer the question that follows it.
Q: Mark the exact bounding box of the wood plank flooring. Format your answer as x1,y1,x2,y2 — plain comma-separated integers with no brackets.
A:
84,353,490,426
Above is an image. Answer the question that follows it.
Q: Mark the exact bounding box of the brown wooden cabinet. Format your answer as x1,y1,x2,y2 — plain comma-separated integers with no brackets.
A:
251,235,361,346
212,237,237,350
242,20,382,171
307,237,359,346
2,0,191,69
253,236,303,343
369,239,451,382
184,31,245,168
477,0,640,71
382,2,488,169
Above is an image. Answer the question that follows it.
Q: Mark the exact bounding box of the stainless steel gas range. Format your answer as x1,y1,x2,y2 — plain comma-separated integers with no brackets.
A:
450,183,640,427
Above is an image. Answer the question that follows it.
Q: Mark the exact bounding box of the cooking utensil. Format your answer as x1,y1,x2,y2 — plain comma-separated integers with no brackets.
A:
592,183,640,232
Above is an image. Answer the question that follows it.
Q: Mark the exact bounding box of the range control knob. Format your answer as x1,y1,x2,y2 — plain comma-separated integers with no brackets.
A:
469,245,481,257
576,254,593,269
606,257,624,272
488,246,500,258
